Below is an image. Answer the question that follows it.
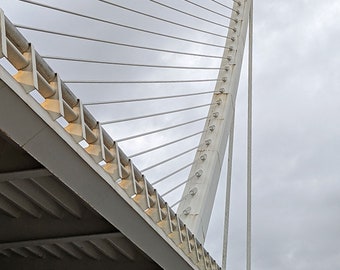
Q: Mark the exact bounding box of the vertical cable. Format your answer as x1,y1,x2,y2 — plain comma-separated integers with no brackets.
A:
222,110,235,270
247,1,253,270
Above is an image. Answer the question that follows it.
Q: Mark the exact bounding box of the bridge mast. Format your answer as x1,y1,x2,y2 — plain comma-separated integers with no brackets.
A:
177,0,252,243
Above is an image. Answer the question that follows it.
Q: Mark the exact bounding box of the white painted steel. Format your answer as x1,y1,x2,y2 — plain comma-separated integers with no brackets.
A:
247,2,253,270
177,0,252,244
221,112,235,270
0,9,7,58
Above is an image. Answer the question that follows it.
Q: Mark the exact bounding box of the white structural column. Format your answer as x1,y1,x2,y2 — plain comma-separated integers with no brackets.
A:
178,0,252,244
247,1,253,270
221,111,235,270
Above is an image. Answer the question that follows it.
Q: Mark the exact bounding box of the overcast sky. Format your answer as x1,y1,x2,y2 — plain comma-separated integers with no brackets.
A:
2,0,340,269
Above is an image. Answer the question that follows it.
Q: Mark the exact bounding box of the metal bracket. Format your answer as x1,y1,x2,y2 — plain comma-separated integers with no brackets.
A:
85,123,104,163
119,159,138,197
13,44,38,93
102,142,123,181
41,74,65,120
64,100,86,143
145,191,163,223
133,176,150,210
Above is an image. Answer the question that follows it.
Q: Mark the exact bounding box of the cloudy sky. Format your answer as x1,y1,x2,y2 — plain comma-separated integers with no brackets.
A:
2,0,340,269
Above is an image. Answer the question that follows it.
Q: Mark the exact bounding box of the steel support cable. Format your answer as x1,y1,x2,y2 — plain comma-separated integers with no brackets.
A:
84,91,215,106
117,117,207,143
141,145,199,172
150,0,235,31
17,0,225,48
171,198,183,208
43,55,222,70
129,131,203,158
152,162,194,185
168,140,205,208
168,169,199,208
65,78,220,84
182,0,237,22
101,103,214,125
15,25,227,59
98,0,227,39
209,0,240,13
161,178,190,197
169,172,194,208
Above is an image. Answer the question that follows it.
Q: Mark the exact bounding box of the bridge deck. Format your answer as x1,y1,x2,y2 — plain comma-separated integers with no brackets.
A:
0,67,198,269
0,8,222,268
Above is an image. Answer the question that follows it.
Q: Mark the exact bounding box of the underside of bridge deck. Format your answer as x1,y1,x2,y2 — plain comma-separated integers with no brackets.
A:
0,130,161,270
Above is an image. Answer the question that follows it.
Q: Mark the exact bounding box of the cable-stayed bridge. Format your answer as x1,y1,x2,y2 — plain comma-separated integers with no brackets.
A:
0,1,253,269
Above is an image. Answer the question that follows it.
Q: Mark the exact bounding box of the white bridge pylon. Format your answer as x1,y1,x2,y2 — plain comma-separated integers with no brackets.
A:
178,0,252,244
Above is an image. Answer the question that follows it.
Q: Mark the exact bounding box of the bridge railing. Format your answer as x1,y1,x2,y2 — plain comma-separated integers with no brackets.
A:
0,8,221,270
